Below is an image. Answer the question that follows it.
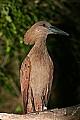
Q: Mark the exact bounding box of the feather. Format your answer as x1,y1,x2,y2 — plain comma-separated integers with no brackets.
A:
20,56,31,113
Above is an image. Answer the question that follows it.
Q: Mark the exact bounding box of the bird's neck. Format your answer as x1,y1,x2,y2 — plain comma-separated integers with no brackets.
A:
28,37,49,57
34,37,46,49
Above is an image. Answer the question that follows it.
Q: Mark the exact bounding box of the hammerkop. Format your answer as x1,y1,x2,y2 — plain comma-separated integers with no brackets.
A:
20,21,69,113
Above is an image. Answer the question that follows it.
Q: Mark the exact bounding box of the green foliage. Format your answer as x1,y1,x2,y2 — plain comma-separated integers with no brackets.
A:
15,105,22,113
0,0,80,113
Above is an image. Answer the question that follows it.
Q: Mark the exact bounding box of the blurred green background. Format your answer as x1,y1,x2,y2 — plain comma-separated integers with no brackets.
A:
0,0,80,114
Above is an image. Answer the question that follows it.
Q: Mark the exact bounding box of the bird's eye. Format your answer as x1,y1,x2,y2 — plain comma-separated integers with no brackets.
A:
43,24,46,27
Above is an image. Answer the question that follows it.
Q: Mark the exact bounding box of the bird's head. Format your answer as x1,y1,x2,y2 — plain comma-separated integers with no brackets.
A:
24,21,69,45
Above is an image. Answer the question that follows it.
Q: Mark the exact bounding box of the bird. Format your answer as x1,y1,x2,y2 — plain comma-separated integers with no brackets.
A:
20,21,69,114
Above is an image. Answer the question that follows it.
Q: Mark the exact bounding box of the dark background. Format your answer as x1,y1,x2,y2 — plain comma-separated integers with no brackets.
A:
0,0,80,113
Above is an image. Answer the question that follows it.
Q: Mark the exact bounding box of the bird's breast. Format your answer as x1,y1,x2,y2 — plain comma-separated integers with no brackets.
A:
28,53,53,96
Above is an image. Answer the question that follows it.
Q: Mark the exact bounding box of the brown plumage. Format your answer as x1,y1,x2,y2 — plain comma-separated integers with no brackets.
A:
20,21,69,114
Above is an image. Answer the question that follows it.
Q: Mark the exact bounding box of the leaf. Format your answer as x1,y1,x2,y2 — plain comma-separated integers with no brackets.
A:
5,15,12,23
15,105,22,112
6,39,11,53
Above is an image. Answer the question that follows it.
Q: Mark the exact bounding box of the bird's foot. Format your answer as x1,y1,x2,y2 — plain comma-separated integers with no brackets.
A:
43,106,47,111
41,96,47,111
34,102,43,112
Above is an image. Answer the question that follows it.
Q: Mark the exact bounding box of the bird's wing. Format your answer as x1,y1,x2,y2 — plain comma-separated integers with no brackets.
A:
20,56,31,113
46,60,54,104
43,59,53,108
48,60,54,100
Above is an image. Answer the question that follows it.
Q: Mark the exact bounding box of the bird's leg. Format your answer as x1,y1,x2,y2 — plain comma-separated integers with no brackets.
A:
30,87,43,112
41,95,47,111
34,98,43,112
41,89,47,111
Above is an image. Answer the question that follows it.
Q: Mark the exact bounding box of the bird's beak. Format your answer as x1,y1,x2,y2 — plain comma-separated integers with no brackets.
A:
49,25,69,36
